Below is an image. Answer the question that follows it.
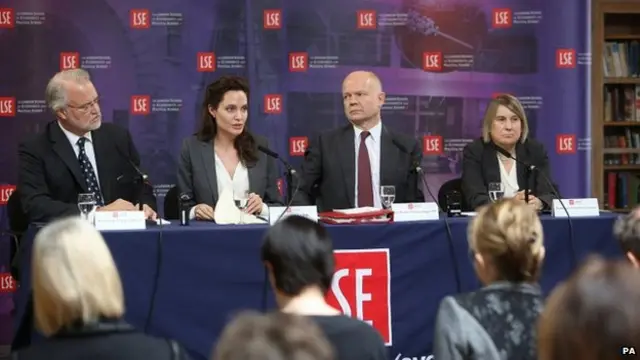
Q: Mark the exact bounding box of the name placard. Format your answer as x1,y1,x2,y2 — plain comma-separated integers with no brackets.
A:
552,198,600,217
391,202,440,222
269,206,318,225
94,211,147,230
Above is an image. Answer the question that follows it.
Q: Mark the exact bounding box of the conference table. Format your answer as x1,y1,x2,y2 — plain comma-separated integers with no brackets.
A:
13,213,623,360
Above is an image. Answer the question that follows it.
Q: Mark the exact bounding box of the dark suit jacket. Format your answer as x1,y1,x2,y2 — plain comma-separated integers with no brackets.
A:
176,134,283,210
18,121,157,223
294,124,424,212
12,318,191,360
461,138,557,210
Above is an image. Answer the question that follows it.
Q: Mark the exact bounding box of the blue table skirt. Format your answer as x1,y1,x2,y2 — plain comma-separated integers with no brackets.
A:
14,214,623,360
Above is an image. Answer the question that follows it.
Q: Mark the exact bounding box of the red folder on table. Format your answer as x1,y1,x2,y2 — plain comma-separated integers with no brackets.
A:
318,207,393,224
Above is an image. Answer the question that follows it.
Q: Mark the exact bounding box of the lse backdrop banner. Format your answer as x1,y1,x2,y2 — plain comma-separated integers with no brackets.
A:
0,0,590,356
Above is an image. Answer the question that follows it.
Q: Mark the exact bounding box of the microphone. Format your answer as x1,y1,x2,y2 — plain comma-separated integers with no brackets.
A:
257,145,298,204
115,146,150,211
113,146,163,332
492,143,576,266
256,145,302,312
391,138,462,293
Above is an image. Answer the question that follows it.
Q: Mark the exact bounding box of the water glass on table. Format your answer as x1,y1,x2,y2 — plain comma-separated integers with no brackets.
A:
77,193,97,222
488,182,505,202
380,185,396,209
234,190,249,211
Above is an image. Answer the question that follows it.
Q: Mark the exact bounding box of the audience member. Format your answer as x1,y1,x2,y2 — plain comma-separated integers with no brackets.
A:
261,215,387,360
433,198,545,359
613,208,640,267
212,311,334,360
538,256,640,360
11,218,190,360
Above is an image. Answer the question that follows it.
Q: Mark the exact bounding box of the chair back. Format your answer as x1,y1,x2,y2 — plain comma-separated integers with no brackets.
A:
437,178,466,211
7,189,28,234
164,185,179,220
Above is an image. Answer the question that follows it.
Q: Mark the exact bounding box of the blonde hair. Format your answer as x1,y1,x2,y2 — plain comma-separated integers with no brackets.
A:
468,198,544,282
45,68,91,113
481,94,529,144
32,217,124,336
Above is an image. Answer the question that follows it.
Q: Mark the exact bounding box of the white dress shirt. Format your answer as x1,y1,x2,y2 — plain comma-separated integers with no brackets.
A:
497,155,519,198
57,121,101,185
190,153,268,219
354,122,382,208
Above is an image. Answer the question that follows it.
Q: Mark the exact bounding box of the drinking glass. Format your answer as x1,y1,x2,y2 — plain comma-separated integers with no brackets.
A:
380,186,396,209
234,190,249,210
77,193,97,221
488,182,505,202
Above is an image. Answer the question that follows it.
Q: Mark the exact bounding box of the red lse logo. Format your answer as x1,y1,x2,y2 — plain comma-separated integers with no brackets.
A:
60,52,80,70
288,52,308,72
357,10,376,30
492,8,512,28
0,97,16,117
0,273,16,293
276,178,284,196
422,52,442,71
263,9,282,29
264,94,282,114
289,136,308,156
0,184,16,205
556,134,576,154
130,9,150,29
130,95,151,115
556,49,576,69
325,249,392,345
0,8,14,28
423,135,443,155
197,52,216,72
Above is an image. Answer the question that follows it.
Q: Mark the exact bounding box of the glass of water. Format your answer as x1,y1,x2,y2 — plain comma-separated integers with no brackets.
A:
380,186,396,209
488,182,505,202
234,190,249,211
77,193,97,221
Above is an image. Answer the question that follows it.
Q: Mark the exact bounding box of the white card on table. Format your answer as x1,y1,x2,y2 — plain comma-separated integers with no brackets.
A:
552,198,600,217
269,206,318,225
94,211,147,230
391,202,439,222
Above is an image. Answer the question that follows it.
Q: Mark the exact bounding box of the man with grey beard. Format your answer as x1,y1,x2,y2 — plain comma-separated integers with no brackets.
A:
17,68,157,223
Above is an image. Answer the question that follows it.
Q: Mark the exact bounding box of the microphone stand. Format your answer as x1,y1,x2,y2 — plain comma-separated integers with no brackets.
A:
524,166,531,204
135,173,149,211
284,164,295,204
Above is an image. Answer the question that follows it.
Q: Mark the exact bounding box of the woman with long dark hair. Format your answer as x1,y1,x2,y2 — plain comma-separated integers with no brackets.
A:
177,76,282,220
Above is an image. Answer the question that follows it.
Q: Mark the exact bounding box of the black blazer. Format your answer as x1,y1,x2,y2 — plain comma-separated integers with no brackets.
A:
461,137,557,210
294,124,424,212
17,121,157,223
176,134,283,210
12,318,191,360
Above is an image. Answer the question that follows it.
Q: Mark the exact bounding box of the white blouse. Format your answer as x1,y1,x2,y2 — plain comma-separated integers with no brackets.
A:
189,153,268,219
497,155,519,199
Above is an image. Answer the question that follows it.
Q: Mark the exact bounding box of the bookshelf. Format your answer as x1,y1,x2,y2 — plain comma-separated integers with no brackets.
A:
592,1,640,212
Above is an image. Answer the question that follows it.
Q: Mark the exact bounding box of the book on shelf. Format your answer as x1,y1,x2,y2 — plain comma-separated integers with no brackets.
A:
605,171,640,210
603,40,640,78
604,128,640,165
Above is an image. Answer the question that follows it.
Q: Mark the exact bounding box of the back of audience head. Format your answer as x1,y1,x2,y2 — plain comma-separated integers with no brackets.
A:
261,216,334,297
468,198,545,284
538,256,640,360
613,207,640,268
32,217,124,336
212,311,334,360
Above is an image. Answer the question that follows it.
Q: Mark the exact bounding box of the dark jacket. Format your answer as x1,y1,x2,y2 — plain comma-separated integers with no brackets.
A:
461,138,557,210
12,318,191,360
17,121,157,223
293,124,424,211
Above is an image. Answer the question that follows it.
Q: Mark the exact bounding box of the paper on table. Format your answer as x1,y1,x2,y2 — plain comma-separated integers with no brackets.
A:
214,188,265,225
332,207,380,214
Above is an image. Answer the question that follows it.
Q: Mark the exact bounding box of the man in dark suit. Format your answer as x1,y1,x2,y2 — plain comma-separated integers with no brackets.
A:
13,69,158,351
18,68,157,223
295,71,424,211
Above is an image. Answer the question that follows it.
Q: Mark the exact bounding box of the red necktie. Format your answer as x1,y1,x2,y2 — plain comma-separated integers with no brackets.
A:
357,131,373,207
